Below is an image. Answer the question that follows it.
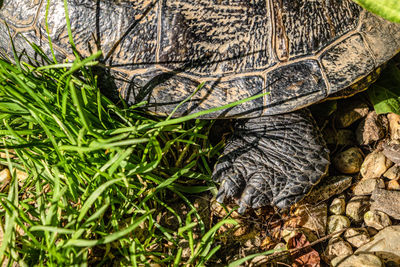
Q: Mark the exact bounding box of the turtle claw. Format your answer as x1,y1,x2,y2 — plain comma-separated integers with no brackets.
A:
212,109,329,211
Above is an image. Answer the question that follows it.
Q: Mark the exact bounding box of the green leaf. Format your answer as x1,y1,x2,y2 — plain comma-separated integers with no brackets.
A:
368,84,400,114
353,0,400,23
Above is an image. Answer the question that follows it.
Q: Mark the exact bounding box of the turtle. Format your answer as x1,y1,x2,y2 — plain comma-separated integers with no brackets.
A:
1,0,400,213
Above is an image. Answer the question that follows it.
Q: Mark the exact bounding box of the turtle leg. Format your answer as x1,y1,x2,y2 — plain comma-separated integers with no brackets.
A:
212,109,329,213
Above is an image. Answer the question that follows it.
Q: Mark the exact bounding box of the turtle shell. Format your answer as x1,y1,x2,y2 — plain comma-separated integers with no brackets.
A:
1,0,400,118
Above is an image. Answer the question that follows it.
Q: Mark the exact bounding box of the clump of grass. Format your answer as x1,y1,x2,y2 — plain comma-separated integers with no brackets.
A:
0,44,247,265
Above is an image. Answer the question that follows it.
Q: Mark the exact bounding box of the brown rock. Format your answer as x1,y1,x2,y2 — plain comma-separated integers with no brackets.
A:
356,111,388,145
353,178,385,196
388,113,400,140
344,228,370,248
360,151,392,179
324,238,353,261
336,99,370,128
383,165,400,180
387,180,400,190
333,147,364,174
331,254,383,267
329,197,346,215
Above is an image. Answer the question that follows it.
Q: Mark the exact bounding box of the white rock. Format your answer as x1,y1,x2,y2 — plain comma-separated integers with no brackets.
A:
356,225,400,265
344,228,370,248
324,237,353,261
331,254,383,267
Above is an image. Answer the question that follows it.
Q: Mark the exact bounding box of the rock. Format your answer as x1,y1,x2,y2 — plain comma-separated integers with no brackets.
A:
0,168,11,184
388,113,400,140
360,151,392,179
331,254,383,267
329,197,346,215
344,228,370,248
364,210,392,230
356,111,388,145
294,203,327,237
383,165,400,180
346,196,370,223
382,142,400,164
324,128,356,146
324,238,353,261
302,176,352,204
336,99,370,128
371,187,400,220
353,178,385,196
356,225,400,265
333,147,364,174
387,180,400,190
327,215,350,237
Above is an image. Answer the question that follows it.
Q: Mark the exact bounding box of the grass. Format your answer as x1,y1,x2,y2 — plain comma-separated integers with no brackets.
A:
0,38,253,266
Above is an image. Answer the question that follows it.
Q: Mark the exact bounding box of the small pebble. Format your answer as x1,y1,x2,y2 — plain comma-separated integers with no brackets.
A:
353,178,385,196
383,165,400,180
0,168,11,184
324,237,353,261
346,196,370,223
387,180,400,190
327,215,350,237
356,111,387,145
364,210,392,230
388,113,400,140
344,228,370,248
329,197,346,215
360,151,392,179
333,147,364,174
331,254,383,267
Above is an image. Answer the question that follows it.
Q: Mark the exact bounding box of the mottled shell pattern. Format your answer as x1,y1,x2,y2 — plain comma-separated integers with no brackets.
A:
1,0,400,118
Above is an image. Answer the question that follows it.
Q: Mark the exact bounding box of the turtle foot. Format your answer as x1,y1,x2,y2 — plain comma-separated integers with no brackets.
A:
212,109,330,213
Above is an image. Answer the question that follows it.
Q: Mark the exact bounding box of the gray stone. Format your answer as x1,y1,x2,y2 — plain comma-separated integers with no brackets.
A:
353,178,385,196
333,147,364,174
346,196,370,223
356,226,400,265
371,187,400,220
364,210,392,230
